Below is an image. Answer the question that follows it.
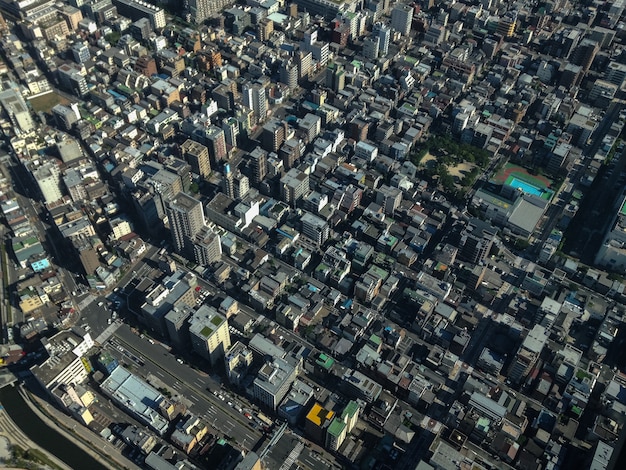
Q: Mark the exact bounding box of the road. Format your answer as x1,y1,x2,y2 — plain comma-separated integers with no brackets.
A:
112,324,262,450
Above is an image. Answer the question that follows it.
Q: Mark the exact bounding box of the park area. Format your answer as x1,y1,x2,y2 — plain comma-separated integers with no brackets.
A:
28,92,69,113
414,135,489,193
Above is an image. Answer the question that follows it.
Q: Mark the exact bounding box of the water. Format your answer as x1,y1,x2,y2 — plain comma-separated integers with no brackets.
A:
508,177,544,197
0,385,109,470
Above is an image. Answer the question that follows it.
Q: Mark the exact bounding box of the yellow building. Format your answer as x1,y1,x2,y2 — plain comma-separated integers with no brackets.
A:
305,402,334,443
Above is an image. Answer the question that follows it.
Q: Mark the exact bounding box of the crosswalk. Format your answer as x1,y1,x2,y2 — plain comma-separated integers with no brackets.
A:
279,441,304,470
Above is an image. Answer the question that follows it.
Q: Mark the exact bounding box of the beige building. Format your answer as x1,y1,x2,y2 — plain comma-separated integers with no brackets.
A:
189,305,231,366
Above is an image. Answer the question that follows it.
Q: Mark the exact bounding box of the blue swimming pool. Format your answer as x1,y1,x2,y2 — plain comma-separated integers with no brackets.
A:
508,177,544,197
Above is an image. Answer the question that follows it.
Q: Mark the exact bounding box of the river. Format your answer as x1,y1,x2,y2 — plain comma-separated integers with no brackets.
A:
0,385,108,470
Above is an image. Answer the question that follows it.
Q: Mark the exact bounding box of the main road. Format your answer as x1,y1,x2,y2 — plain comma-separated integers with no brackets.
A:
111,324,262,450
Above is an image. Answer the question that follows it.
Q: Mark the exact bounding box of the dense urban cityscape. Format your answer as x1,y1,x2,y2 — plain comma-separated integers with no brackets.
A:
0,0,624,469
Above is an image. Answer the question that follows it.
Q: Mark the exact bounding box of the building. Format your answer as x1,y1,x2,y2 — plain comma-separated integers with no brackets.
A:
0,88,35,135
33,163,63,204
192,225,222,266
242,83,268,123
508,324,548,385
167,192,206,258
181,139,211,178
280,168,309,206
373,22,390,56
252,357,298,410
249,147,268,185
189,305,231,367
206,125,227,165
362,36,379,60
300,212,329,245
30,328,94,399
100,366,169,435
326,418,347,451
458,218,497,264
391,3,412,36
225,341,253,387
305,402,334,443
112,0,165,29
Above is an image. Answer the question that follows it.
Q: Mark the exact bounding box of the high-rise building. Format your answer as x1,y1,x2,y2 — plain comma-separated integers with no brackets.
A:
205,125,227,165
225,341,253,387
234,171,250,199
33,163,63,204
325,62,345,92
242,83,268,123
181,139,211,178
167,192,206,258
279,59,298,89
391,4,412,36
186,0,236,23
508,325,548,384
222,117,240,148
262,119,288,153
189,305,231,367
280,168,309,207
223,163,235,198
249,147,268,185
362,35,379,60
193,225,222,265
253,357,298,410
458,218,497,264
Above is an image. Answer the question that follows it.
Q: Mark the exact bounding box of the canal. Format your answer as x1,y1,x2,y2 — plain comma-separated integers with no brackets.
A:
0,385,109,470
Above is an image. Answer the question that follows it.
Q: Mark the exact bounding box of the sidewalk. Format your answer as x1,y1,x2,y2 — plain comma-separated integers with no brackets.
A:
20,385,142,470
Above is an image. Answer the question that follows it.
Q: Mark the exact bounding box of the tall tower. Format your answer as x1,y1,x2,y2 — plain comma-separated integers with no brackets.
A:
223,163,234,198
167,192,206,258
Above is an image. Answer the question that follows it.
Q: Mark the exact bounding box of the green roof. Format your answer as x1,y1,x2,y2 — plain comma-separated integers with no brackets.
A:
200,326,214,337
210,316,223,327
369,334,381,346
316,353,335,370
342,400,359,419
621,199,626,216
327,418,346,437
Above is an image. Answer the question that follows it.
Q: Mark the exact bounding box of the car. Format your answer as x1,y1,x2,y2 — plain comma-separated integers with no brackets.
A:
176,358,184,364
97,301,104,307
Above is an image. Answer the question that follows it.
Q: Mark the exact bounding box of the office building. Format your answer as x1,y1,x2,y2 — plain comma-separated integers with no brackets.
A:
189,305,231,367
167,192,206,258
252,357,298,410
